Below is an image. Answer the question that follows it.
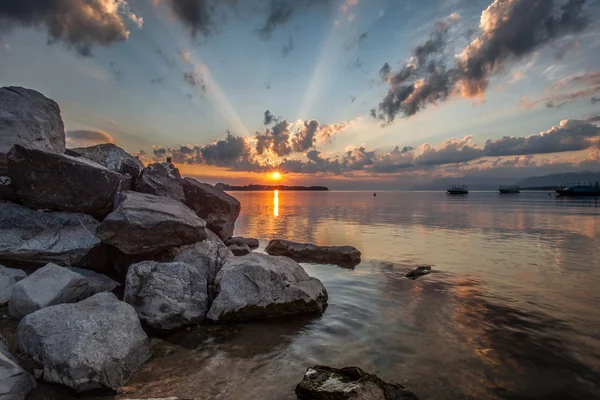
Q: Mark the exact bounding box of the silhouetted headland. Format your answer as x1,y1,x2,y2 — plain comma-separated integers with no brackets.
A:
215,183,328,191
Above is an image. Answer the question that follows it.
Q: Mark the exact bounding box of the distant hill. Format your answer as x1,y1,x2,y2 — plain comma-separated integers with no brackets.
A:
517,171,600,188
215,183,328,191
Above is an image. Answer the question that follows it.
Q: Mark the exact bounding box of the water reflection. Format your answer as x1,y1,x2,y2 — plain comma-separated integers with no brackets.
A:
273,190,279,217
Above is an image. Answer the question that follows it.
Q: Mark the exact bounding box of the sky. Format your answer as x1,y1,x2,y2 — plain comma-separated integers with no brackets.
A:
1,0,599,189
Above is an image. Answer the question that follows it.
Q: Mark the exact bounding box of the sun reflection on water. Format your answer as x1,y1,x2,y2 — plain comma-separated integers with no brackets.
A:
273,190,279,217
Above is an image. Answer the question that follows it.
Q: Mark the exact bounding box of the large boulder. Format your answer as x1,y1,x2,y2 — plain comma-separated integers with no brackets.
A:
182,178,241,241
18,292,151,392
295,365,419,400
0,86,65,157
0,273,15,306
7,145,129,218
0,265,27,281
207,253,328,322
97,191,207,255
0,201,104,269
0,339,37,400
226,236,259,249
8,263,119,319
134,162,185,202
228,243,251,256
124,261,209,331
67,143,144,186
265,239,361,268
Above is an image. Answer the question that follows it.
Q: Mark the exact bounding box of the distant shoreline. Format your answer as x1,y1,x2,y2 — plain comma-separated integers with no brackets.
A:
215,183,328,191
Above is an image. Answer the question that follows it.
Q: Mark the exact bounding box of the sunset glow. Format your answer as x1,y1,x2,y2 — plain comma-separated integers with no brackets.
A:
270,171,282,181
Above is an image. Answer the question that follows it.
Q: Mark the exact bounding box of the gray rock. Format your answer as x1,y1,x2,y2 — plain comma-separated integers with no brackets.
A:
0,274,15,306
228,243,251,256
7,145,129,219
226,236,259,249
0,201,104,269
265,239,361,268
68,143,144,186
404,266,431,279
18,292,151,392
207,253,328,322
0,265,27,281
124,261,209,331
295,365,419,400
97,191,207,255
182,178,241,241
0,86,65,156
8,263,119,319
134,162,185,202
0,337,37,400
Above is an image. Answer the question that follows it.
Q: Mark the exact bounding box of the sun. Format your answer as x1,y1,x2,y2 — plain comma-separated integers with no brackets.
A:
270,171,282,181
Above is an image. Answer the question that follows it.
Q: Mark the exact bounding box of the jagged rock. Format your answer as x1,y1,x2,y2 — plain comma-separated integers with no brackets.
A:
226,236,259,249
0,86,65,156
0,337,37,400
0,201,104,269
0,265,27,281
97,191,207,255
182,178,241,241
207,253,328,322
0,274,15,306
295,365,419,400
134,162,185,202
228,243,251,256
404,266,431,279
7,145,129,218
265,239,361,268
124,261,209,331
173,230,233,300
8,263,119,319
67,143,144,186
18,292,151,392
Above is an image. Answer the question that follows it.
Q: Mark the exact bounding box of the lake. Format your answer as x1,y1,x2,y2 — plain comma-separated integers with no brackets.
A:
120,191,600,400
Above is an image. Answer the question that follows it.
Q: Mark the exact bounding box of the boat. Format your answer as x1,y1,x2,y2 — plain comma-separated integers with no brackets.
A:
447,185,468,195
498,185,520,194
555,182,600,197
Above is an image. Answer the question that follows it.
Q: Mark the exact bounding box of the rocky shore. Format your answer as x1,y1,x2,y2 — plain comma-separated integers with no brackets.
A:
0,86,415,400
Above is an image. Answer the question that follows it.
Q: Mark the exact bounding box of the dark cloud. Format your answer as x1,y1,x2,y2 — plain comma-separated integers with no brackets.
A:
292,120,320,152
162,0,214,37
0,0,142,56
183,71,207,91
379,63,391,81
371,146,415,173
416,136,482,166
200,131,251,166
150,77,165,84
255,120,292,156
154,47,176,68
258,0,329,39
263,110,278,125
66,130,114,148
342,31,367,50
153,146,168,157
282,35,294,57
350,96,356,104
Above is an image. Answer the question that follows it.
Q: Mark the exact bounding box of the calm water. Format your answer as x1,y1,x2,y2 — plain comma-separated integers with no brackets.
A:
120,191,600,400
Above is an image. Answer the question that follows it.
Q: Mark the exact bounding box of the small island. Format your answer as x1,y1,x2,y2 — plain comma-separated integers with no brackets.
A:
215,183,329,191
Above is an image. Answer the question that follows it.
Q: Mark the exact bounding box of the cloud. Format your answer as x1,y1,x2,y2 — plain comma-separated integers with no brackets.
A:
291,120,320,152
523,70,600,108
160,0,215,37
416,136,483,166
66,130,114,148
258,0,329,39
154,47,176,68
263,110,279,125
282,35,294,56
183,71,207,91
0,0,142,56
342,31,367,50
255,120,293,156
150,76,164,84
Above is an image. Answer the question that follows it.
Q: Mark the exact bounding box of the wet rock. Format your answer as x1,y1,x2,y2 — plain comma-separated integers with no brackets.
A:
295,365,419,400
226,236,259,249
97,191,207,255
7,145,128,218
8,263,119,319
182,178,241,241
124,261,209,331
0,265,27,281
0,86,65,156
0,337,37,400
207,253,328,322
265,239,361,268
134,162,185,202
404,266,431,279
228,243,251,256
68,143,144,186
18,292,151,392
0,273,15,306
0,201,105,269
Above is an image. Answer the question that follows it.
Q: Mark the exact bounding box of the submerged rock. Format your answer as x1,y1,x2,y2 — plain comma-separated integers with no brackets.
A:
0,338,37,400
182,178,241,241
226,236,259,249
124,261,209,331
68,143,144,185
18,292,151,392
265,239,361,268
134,162,185,202
207,253,328,322
8,263,119,319
97,191,207,255
404,266,431,279
228,243,251,256
295,365,419,400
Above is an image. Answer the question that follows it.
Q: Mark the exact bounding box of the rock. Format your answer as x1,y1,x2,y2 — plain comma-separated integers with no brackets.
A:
182,178,241,241
7,145,129,218
404,266,431,279
134,162,185,202
124,261,209,331
295,365,419,400
8,263,119,319
207,253,328,322
0,337,37,400
67,143,144,186
0,265,27,281
265,239,361,268
0,201,104,269
0,274,15,306
33,369,43,380
97,191,207,255
226,236,259,249
18,292,151,392
0,86,65,156
228,243,251,256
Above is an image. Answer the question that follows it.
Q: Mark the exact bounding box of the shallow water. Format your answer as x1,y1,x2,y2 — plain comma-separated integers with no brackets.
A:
121,191,600,400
